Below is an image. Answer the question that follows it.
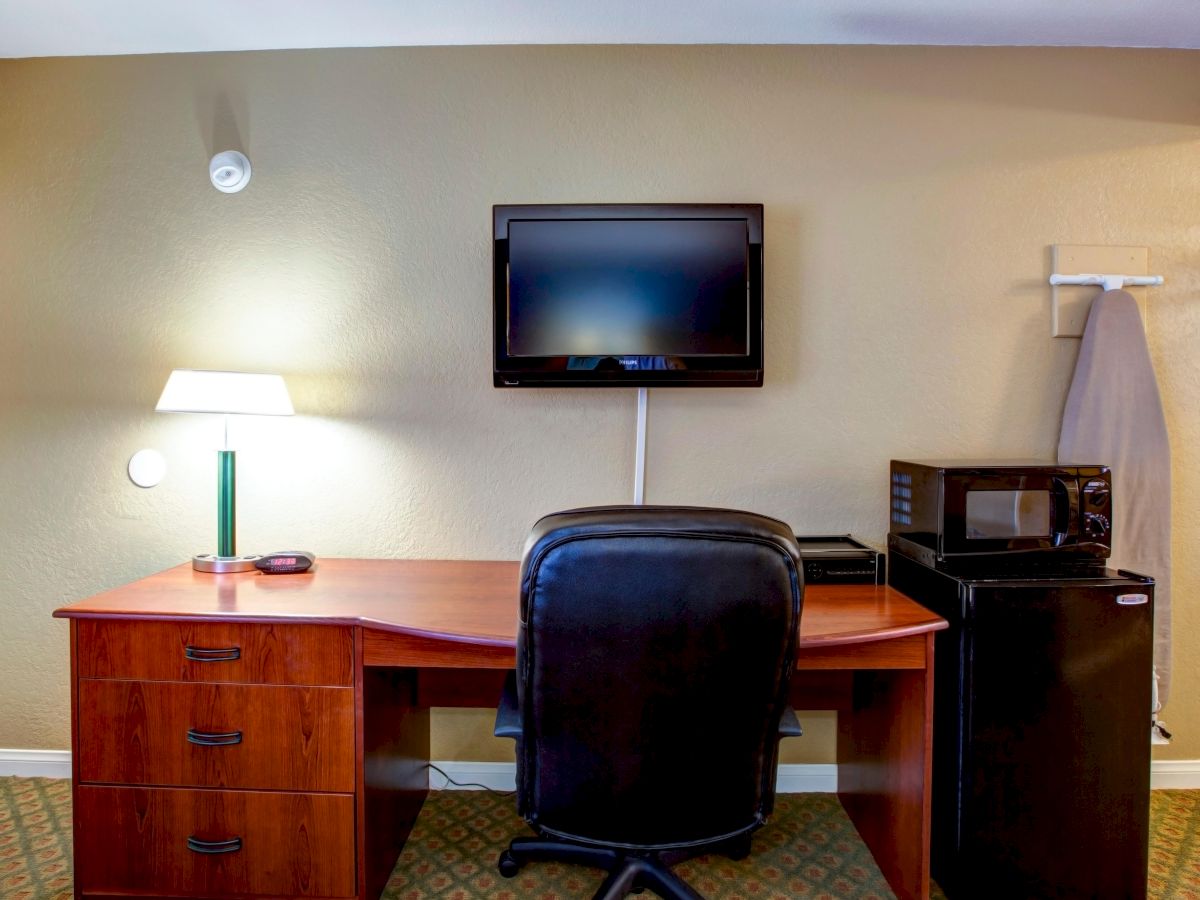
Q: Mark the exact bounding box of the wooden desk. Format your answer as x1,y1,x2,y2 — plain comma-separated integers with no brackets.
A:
55,558,946,900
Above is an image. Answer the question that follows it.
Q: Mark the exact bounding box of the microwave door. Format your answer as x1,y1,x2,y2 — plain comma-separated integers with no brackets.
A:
963,490,1047,539
962,489,1053,541
944,476,1063,556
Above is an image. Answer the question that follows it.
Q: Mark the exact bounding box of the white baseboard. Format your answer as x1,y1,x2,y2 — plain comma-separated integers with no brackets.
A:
422,760,1200,793
5,750,1199,791
776,764,838,793
427,761,838,793
1150,759,1200,789
0,749,71,779
429,761,518,791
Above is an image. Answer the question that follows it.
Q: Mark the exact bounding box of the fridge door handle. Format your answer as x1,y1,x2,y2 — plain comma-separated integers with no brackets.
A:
1116,593,1150,606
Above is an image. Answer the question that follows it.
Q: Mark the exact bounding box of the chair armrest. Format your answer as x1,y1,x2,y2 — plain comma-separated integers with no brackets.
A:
778,705,803,739
494,670,523,740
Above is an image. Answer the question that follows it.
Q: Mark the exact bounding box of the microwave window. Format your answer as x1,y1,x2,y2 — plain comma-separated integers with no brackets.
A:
965,490,1050,539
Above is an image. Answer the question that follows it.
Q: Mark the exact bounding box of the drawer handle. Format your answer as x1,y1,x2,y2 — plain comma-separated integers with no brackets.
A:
186,729,243,747
184,645,241,662
187,836,243,855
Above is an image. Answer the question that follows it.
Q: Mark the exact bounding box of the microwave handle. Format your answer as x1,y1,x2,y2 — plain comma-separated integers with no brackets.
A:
1051,477,1080,546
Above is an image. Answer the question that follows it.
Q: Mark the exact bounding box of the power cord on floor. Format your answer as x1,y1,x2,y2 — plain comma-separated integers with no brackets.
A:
426,763,516,796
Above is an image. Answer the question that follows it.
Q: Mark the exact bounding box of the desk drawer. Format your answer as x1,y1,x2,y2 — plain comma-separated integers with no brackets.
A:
75,785,356,898
78,680,355,792
76,620,354,686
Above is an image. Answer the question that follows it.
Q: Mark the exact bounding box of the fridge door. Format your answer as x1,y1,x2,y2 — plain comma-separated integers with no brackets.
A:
958,577,1153,899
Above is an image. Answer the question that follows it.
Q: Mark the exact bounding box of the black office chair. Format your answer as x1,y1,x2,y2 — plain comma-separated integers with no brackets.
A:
494,506,804,900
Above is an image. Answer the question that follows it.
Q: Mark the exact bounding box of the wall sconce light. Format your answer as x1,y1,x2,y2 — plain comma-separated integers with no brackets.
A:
209,150,252,193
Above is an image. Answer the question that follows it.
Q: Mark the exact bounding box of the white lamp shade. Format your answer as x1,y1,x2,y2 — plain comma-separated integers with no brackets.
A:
155,369,294,416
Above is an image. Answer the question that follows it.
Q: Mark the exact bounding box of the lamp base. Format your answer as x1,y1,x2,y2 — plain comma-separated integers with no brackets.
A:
193,554,262,573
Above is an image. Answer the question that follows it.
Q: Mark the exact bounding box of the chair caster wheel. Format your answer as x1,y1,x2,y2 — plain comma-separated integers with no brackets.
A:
498,849,521,878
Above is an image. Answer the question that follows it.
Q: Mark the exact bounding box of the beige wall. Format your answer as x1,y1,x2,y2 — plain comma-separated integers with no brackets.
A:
1,45,1197,765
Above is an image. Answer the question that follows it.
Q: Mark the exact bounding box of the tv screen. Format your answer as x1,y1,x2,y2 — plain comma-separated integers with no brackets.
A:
494,204,763,387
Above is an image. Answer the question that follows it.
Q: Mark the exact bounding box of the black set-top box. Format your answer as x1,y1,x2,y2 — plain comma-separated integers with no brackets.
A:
794,535,885,584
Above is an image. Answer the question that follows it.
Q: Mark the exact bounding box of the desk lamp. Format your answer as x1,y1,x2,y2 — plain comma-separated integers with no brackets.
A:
156,369,294,572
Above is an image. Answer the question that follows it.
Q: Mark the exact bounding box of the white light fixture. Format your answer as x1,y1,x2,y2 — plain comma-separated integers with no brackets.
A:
156,369,293,417
209,150,252,193
156,369,294,572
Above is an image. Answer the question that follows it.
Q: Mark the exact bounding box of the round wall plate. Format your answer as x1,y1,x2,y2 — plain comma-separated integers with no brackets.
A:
128,448,167,487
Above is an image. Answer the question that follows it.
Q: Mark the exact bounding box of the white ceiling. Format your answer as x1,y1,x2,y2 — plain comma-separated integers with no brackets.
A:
2,0,1199,58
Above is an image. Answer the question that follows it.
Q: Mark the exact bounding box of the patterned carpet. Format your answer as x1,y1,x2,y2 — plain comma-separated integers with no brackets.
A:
384,791,898,900
0,778,72,899
2,777,1198,899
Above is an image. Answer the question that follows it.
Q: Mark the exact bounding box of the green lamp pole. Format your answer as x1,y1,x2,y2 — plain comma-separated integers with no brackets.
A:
217,445,237,558
204,413,249,571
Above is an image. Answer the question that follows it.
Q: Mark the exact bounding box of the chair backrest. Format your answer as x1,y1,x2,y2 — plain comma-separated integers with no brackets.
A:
516,505,803,849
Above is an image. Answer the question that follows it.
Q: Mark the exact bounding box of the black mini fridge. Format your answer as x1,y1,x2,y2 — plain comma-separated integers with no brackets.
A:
889,551,1154,899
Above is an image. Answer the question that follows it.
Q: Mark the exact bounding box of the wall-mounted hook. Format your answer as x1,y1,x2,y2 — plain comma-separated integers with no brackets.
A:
1049,274,1164,290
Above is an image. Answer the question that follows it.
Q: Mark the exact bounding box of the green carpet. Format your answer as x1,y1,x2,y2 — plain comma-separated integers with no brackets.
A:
3,777,1199,899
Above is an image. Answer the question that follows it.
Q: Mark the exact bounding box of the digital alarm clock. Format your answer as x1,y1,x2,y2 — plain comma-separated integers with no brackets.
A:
254,551,316,574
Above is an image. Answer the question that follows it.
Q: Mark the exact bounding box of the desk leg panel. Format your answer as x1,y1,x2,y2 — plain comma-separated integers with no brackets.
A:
70,620,84,900
837,632,934,900
357,647,430,900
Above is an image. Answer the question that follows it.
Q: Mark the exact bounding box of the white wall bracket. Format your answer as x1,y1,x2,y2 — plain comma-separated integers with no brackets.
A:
1049,245,1159,337
1050,273,1163,291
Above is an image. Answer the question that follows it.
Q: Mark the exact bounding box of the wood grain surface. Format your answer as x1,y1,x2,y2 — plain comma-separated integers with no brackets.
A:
838,632,936,900
78,679,355,792
74,785,356,897
359,664,429,900
75,619,354,686
56,559,946,650
60,559,946,900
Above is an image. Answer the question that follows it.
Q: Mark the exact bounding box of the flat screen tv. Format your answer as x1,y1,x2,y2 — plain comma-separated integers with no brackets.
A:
493,204,763,387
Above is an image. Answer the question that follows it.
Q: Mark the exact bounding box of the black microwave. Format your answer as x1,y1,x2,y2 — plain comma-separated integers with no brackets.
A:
887,459,1112,573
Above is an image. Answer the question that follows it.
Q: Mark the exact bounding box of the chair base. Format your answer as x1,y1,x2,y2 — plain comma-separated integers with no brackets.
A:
498,833,753,900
